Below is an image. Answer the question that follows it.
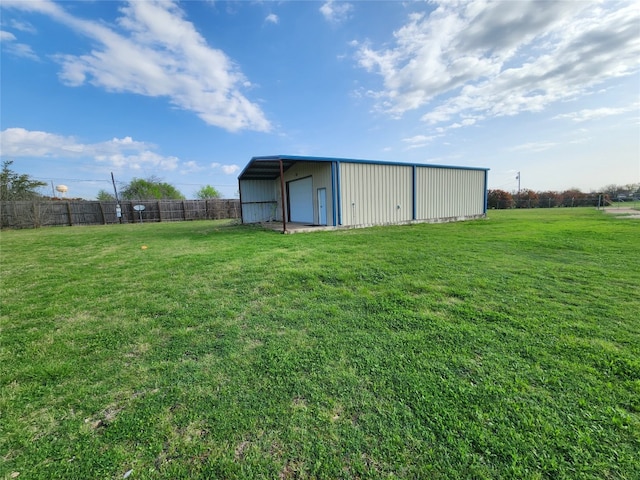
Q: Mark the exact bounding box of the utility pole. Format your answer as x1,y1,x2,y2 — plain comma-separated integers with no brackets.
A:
111,172,122,224
516,171,521,207
111,172,120,203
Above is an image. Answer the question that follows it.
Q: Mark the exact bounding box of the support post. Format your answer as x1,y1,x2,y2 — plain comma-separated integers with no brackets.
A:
279,159,287,234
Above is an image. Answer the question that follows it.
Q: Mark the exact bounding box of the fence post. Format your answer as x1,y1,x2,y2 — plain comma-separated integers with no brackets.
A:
66,202,73,226
33,201,40,228
98,202,106,224
182,200,186,221
158,201,163,222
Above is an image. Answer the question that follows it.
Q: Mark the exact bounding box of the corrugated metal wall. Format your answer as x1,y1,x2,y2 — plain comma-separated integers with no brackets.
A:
340,163,413,226
239,179,279,223
283,162,334,225
240,159,486,226
416,167,485,219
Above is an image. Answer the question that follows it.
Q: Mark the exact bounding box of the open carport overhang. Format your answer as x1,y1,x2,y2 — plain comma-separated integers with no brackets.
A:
238,156,337,233
237,156,299,181
238,156,306,233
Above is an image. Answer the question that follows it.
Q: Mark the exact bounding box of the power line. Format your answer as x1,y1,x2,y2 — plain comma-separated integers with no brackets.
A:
33,177,111,183
492,180,518,189
173,183,238,187
33,177,238,187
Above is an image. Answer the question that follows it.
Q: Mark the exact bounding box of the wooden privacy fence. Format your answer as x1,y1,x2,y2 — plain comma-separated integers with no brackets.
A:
0,199,240,229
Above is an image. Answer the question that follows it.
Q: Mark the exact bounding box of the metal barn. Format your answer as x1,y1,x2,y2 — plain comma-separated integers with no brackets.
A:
238,155,488,233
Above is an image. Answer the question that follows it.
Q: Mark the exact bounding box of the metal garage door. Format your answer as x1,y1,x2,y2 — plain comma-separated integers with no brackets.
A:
288,177,313,223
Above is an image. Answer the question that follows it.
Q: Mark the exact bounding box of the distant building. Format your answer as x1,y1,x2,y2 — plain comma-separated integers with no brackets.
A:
238,155,488,232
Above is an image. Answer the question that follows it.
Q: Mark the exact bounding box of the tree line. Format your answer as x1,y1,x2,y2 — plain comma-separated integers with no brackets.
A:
488,184,640,209
96,176,221,201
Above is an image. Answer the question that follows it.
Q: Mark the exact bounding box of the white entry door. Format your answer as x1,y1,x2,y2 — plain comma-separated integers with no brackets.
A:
317,188,327,225
288,177,314,223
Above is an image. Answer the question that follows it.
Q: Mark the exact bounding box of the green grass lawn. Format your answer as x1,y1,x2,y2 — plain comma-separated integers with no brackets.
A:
1,209,638,479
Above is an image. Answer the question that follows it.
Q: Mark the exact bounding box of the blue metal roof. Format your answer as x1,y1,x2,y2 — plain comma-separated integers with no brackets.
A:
238,154,489,180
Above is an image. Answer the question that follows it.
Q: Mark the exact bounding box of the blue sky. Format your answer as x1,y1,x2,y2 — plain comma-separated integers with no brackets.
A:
1,0,639,199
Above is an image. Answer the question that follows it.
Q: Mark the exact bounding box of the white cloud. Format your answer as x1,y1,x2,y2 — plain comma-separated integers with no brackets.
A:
265,13,279,25
0,30,15,41
555,105,640,122
403,135,432,144
0,127,179,171
221,164,240,175
181,161,205,173
402,133,440,150
0,127,79,157
320,1,353,24
9,19,37,34
210,162,240,175
0,28,39,60
357,1,640,129
1,0,271,132
509,141,559,153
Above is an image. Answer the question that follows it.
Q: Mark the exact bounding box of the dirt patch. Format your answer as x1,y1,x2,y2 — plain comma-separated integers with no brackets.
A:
602,208,640,219
234,440,250,460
